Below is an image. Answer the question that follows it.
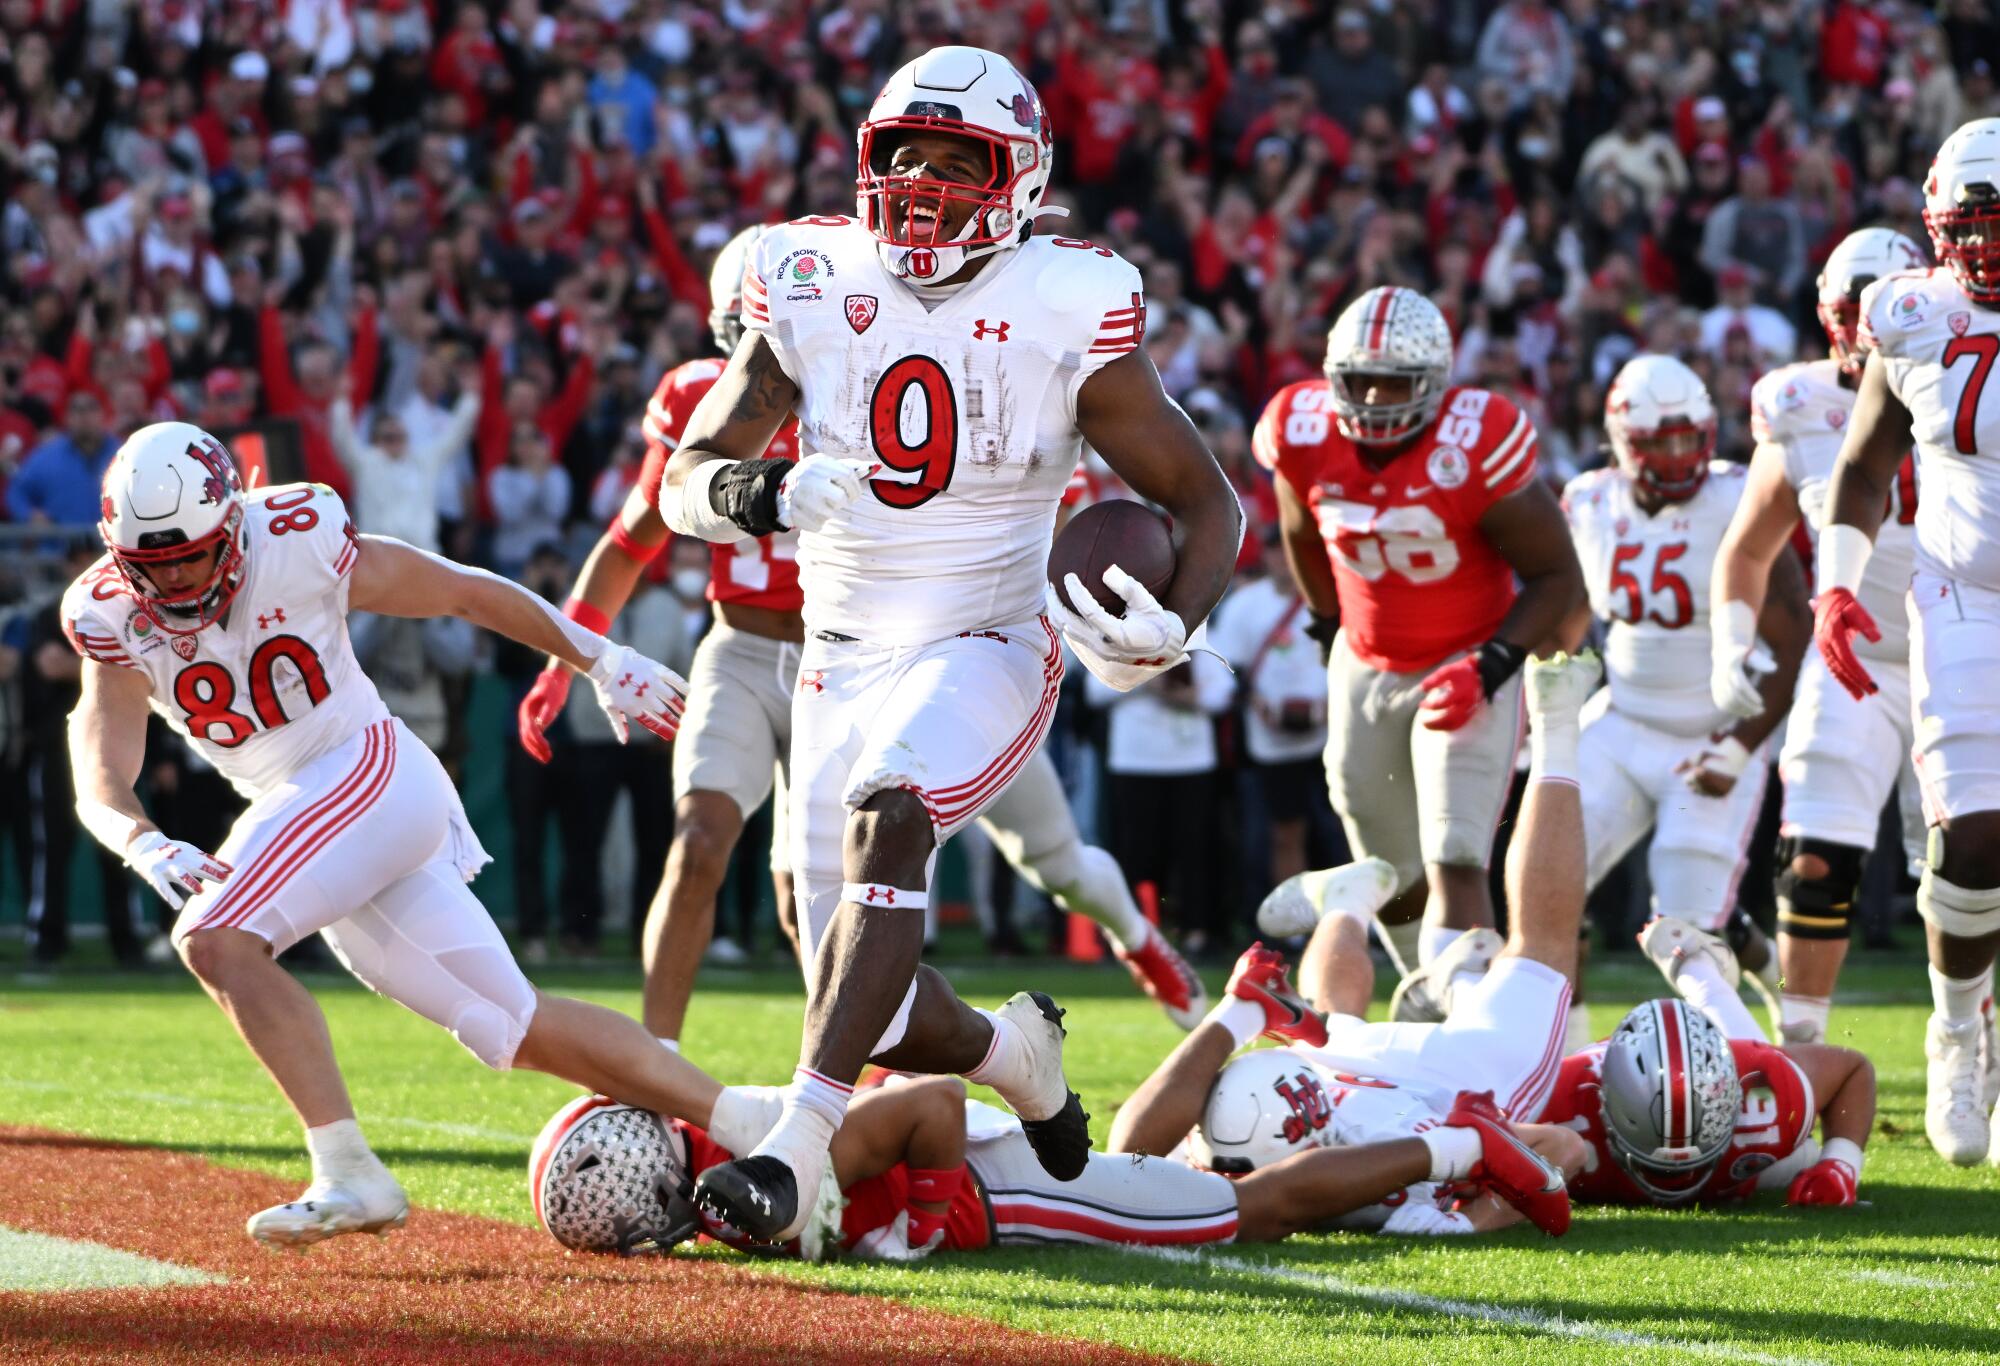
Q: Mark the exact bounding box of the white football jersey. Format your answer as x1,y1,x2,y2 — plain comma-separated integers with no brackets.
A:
1750,358,1917,660
1860,268,2000,590
63,482,390,799
744,219,1143,646
1565,462,1748,737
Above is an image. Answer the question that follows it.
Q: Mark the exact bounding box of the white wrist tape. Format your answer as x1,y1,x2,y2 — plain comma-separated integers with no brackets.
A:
1815,523,1874,598
1714,598,1759,653
671,459,752,543
75,799,140,858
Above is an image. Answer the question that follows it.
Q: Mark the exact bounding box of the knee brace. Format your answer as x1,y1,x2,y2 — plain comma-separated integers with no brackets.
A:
1774,837,1866,942
1918,868,2000,938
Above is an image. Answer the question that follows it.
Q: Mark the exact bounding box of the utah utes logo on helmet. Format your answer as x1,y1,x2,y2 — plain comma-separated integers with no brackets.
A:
185,435,241,508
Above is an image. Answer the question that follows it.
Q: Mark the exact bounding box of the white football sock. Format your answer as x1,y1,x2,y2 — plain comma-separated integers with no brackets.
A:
1929,963,1992,1025
1677,958,1767,1041
1204,995,1266,1050
1053,845,1151,950
1779,993,1830,1044
749,1067,851,1175
657,1037,680,1053
964,1008,1060,1121
709,1083,786,1157
1418,924,1463,968
304,1118,382,1182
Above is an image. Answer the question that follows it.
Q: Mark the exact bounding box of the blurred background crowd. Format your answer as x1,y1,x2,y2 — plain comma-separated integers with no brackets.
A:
4,0,1987,969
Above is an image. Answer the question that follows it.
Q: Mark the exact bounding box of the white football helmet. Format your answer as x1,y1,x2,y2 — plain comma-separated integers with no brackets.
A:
98,421,247,634
707,223,767,354
1922,117,2000,306
857,45,1053,286
1323,286,1453,445
1188,1050,1336,1173
1598,1000,1742,1207
1605,354,1715,502
1816,227,1928,374
529,1096,700,1255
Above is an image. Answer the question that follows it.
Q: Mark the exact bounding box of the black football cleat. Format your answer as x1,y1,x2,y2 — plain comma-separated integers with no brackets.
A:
693,1155,800,1245
1002,991,1093,1181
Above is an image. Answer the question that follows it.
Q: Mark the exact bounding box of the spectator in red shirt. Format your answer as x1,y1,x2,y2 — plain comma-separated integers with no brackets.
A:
1820,0,1893,91
257,289,380,499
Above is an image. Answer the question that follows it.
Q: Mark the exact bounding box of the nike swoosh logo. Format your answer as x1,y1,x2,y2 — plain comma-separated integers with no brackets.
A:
1405,484,1433,498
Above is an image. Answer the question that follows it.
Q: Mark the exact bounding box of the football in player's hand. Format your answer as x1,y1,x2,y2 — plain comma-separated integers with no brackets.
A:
1048,500,1176,618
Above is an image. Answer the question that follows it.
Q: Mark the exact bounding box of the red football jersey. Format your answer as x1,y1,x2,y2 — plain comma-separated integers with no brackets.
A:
1543,1039,1817,1206
675,1121,990,1254
637,357,804,613
1254,381,1538,673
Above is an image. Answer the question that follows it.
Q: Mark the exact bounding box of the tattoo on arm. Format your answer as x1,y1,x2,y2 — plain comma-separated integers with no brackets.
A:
726,338,792,427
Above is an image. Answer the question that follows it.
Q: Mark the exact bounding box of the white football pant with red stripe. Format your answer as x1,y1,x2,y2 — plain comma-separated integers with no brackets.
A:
173,717,534,1070
964,1104,1238,1249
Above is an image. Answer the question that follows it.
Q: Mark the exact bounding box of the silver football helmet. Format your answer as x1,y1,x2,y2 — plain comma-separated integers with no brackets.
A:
707,223,767,354
1815,227,1927,375
529,1096,699,1255
1323,286,1454,445
1598,999,1742,1206
1189,1049,1336,1173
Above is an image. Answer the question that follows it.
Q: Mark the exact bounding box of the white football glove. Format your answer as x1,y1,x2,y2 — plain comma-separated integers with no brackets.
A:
126,830,232,910
1044,565,1188,692
1709,600,1773,720
586,642,688,743
848,1210,946,1262
778,455,878,532
1380,1198,1476,1237
1676,733,1752,796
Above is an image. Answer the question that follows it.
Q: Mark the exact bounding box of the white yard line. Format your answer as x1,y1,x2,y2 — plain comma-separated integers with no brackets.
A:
0,1078,535,1145
0,1226,223,1291
1843,1268,1958,1290
1131,1246,1828,1366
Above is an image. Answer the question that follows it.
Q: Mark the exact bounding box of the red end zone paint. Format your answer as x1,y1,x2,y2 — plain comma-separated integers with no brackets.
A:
0,1127,1181,1365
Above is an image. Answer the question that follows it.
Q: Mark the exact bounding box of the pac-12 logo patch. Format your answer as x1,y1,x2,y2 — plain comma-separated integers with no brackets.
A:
844,296,878,334
1949,312,1971,337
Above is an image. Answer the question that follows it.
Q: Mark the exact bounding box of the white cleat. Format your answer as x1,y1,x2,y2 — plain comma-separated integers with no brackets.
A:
1980,997,2000,1112
1389,927,1503,1023
1924,1013,1990,1167
246,1170,408,1249
1523,650,1602,719
1637,916,1741,992
1256,858,1400,939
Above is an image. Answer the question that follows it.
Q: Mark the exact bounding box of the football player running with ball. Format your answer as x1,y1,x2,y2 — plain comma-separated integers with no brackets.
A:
1562,356,1811,1041
520,229,1204,1047
1818,119,2000,1165
1712,227,1932,1047
1257,287,1584,1024
65,424,788,1246
658,46,1241,1242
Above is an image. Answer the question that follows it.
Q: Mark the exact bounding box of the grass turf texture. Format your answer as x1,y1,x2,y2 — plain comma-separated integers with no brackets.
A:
4,951,1998,1364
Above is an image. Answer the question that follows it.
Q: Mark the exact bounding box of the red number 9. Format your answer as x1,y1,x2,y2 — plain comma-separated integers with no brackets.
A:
868,355,958,509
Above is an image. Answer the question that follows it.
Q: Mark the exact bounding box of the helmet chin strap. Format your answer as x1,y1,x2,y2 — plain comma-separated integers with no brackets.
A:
879,197,1053,288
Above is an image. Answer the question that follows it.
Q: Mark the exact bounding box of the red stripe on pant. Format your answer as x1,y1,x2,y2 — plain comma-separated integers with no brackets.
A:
919,680,1060,836
215,725,399,932
1505,980,1573,1119
989,1200,1237,1247
925,622,1064,812
193,722,394,934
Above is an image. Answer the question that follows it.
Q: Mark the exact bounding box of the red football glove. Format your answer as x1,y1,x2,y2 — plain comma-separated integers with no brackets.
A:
1445,1089,1571,1236
517,665,573,764
1418,655,1484,732
1813,588,1880,700
1786,1157,1859,1207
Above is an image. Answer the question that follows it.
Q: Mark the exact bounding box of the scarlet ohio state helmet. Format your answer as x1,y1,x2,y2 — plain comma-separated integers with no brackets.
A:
1598,999,1742,1207
1605,354,1716,501
1188,1050,1336,1173
1816,227,1927,374
1923,118,2000,306
98,421,248,634
857,45,1054,286
707,223,767,354
530,1096,700,1255
1323,287,1454,445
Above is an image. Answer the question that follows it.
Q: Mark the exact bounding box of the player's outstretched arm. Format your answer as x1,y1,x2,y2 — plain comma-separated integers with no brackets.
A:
1730,539,1810,755
1711,444,1803,718
660,333,803,542
1231,1139,1435,1242
1106,1017,1238,1157
1477,480,1587,660
1077,351,1243,635
1824,353,1911,545
1781,1042,1876,1205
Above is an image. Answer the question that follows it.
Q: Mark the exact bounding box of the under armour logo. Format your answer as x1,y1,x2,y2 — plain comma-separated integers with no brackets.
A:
799,669,826,694
631,681,649,698
972,319,1010,342
258,608,286,629
617,672,633,689
863,886,895,905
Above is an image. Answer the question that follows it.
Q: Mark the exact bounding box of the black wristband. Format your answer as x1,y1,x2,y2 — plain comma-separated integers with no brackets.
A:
1304,612,1339,666
711,458,795,537
1474,638,1528,698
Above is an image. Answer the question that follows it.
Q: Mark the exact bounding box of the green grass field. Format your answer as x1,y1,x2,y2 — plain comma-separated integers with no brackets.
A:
5,949,1999,1364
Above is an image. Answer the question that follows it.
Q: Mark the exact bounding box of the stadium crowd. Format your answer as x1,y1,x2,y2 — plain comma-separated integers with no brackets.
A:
4,0,1995,967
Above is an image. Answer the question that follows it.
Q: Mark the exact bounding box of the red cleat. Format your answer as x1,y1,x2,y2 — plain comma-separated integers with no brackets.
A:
1114,925,1209,1030
1224,943,1327,1047
1446,1089,1571,1236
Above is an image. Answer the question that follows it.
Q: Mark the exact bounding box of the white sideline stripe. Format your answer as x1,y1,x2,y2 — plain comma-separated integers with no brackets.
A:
1130,1247,1827,1366
0,1078,536,1145
0,1226,224,1290
1845,1269,1958,1290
